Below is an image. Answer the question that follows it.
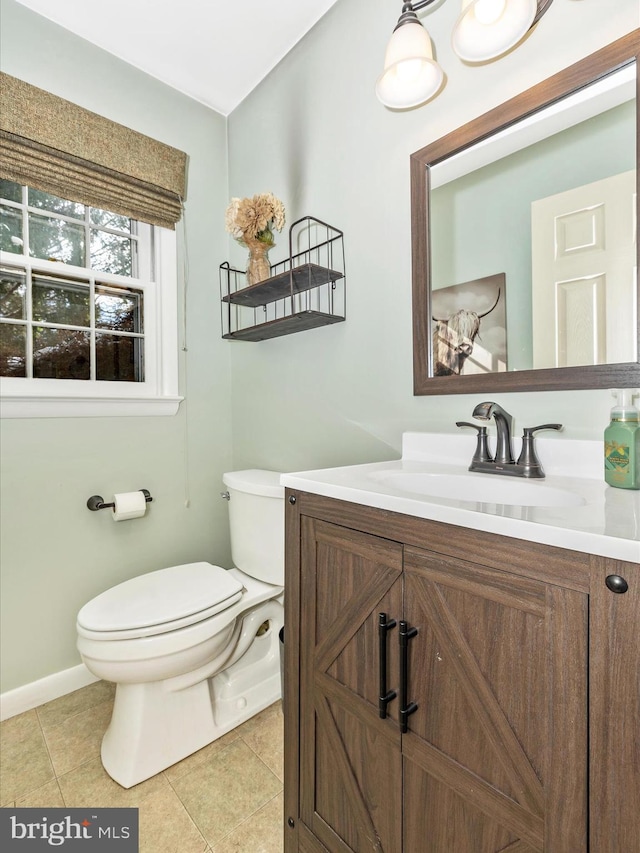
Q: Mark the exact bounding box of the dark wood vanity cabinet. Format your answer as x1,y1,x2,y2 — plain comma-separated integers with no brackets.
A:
283,491,640,853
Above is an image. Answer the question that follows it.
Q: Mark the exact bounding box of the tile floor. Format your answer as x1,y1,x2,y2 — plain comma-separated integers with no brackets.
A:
0,681,284,852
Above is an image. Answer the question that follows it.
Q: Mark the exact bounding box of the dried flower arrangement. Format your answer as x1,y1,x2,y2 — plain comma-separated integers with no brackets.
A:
225,192,286,247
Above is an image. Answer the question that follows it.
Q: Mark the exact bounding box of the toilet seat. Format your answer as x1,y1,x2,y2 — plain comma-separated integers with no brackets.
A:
77,562,244,641
76,568,282,673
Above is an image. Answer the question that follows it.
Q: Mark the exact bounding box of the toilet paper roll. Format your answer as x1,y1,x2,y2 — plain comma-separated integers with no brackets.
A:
112,491,147,522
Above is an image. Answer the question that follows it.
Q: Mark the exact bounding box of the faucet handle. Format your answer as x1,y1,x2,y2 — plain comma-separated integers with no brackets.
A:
516,424,563,476
456,421,493,463
522,423,563,437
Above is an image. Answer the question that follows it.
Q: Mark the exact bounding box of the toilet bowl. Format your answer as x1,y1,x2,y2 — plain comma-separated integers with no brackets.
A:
76,470,284,788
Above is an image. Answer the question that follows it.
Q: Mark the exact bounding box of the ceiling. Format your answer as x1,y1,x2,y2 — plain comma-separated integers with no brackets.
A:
14,0,341,115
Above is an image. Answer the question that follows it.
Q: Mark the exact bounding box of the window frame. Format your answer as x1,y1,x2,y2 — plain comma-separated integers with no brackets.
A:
0,219,181,418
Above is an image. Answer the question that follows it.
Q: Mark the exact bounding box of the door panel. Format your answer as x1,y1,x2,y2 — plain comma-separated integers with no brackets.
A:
403,547,588,852
403,753,537,852
314,697,402,852
300,518,403,852
531,169,637,367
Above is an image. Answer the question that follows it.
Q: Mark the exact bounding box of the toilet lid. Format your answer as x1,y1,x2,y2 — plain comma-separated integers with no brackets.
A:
77,562,244,635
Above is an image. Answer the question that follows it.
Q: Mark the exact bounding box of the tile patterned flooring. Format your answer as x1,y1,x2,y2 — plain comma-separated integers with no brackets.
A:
0,681,284,852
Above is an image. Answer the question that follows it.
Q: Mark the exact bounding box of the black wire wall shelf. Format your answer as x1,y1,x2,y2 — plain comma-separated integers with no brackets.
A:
219,216,346,341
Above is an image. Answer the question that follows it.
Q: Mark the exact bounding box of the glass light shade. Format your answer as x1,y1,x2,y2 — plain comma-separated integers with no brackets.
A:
452,0,538,62
376,22,444,109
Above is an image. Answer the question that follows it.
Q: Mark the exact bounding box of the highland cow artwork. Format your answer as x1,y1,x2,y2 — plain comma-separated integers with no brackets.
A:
431,273,507,376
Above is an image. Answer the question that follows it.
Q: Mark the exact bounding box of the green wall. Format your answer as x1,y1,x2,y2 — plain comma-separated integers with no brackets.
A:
226,0,639,476
0,0,233,692
1,0,638,695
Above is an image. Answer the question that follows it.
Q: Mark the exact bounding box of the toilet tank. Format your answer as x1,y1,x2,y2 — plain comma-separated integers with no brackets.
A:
222,469,284,586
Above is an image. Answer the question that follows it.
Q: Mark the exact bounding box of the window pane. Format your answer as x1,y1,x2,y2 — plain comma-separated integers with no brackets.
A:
28,188,84,218
33,276,90,327
1,205,24,254
0,269,27,319
96,333,143,382
90,230,133,276
29,213,86,266
33,327,90,379
0,180,22,203
95,286,143,333
0,323,27,376
90,208,132,232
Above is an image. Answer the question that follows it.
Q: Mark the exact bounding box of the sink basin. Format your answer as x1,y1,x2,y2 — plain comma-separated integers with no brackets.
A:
369,471,586,508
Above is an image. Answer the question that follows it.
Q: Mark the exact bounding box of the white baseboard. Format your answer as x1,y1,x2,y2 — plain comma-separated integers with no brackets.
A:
0,664,100,721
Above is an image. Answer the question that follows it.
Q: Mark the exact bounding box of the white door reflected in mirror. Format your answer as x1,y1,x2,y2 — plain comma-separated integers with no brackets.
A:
532,169,637,368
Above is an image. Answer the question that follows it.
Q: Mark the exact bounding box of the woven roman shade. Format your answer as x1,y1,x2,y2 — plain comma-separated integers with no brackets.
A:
0,73,187,229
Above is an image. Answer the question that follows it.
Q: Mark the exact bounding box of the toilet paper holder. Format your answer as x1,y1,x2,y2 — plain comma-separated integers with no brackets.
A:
87,489,153,512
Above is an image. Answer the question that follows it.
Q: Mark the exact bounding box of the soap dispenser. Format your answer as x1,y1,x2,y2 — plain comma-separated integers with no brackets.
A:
604,389,640,489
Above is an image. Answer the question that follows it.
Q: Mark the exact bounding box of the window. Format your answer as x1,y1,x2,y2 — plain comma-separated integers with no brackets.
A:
0,181,180,417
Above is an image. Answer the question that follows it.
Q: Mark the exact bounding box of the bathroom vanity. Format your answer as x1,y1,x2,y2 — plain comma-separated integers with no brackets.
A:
281,434,640,853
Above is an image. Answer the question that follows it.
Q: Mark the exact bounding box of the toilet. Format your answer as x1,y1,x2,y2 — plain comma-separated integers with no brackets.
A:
76,469,284,788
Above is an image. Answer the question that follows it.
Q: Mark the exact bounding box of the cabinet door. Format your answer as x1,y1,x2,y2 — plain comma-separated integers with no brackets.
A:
299,517,403,853
402,547,588,853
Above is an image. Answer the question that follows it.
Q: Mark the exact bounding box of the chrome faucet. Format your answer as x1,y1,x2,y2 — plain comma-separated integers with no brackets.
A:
457,402,562,479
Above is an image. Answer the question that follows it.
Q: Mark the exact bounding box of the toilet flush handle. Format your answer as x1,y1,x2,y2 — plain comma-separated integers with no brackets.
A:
220,491,230,500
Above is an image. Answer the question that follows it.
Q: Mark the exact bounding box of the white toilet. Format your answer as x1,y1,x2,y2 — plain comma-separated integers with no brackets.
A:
76,469,284,788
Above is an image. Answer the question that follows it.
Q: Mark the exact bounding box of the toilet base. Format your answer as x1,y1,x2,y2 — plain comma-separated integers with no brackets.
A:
100,605,283,788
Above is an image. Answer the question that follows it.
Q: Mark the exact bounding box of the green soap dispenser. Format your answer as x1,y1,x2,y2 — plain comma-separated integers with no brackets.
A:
604,389,640,489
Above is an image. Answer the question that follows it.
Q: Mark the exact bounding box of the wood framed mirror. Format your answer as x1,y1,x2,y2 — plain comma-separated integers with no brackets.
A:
411,30,640,395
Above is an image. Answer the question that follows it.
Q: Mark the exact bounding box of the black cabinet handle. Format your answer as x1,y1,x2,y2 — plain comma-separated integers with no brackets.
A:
378,612,397,718
605,575,629,594
399,620,418,733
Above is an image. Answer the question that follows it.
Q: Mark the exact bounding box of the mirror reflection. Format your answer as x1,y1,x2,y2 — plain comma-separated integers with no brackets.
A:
429,63,636,377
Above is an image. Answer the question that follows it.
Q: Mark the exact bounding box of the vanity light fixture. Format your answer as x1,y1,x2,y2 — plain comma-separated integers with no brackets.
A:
376,0,554,109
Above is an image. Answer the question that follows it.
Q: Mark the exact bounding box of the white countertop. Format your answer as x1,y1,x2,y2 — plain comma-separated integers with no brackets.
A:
281,433,640,563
